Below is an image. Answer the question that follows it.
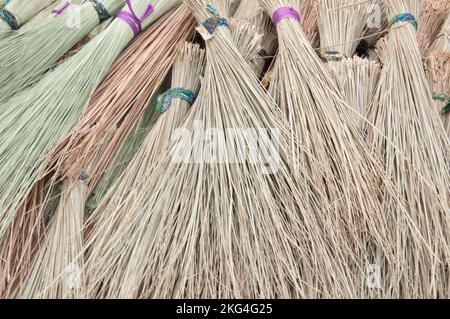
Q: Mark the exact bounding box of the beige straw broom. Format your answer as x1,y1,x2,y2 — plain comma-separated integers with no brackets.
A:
427,10,450,54
260,0,399,276
318,0,382,129
326,56,381,131
0,0,124,104
0,0,57,38
0,0,180,295
367,0,450,298
424,52,450,136
84,0,360,298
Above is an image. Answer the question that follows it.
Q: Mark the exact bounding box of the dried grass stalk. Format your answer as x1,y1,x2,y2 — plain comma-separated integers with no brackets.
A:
417,0,450,54
367,0,450,298
232,0,278,76
327,56,381,130
261,0,400,286
424,52,450,135
427,11,450,54
84,0,357,298
229,18,263,72
0,0,124,104
0,0,179,248
0,0,56,37
319,0,375,58
300,0,319,47
20,180,87,298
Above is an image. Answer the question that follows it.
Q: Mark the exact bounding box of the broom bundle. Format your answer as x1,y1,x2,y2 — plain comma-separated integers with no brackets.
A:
0,0,179,251
0,0,124,104
229,19,263,71
319,0,376,59
417,0,450,55
427,11,450,54
424,52,450,135
233,0,277,76
327,56,381,130
8,6,195,298
319,0,382,129
0,0,56,37
83,0,360,298
21,0,87,31
260,0,399,276
367,0,450,298
300,0,319,47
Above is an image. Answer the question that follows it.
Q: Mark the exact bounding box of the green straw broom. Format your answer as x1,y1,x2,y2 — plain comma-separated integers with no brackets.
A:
367,0,450,298
0,0,57,38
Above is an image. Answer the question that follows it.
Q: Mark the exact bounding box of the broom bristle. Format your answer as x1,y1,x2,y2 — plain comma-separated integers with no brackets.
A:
0,0,56,35
83,0,358,298
418,0,450,54
0,0,179,267
424,52,450,135
367,0,450,298
0,0,124,104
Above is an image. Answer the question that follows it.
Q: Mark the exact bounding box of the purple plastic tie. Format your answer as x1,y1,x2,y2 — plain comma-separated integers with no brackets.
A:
117,0,154,37
52,0,70,16
272,7,301,25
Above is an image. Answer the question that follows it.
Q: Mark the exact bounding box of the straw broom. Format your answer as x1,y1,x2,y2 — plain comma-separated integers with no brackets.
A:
427,11,450,54
417,0,450,55
42,3,193,196
0,0,124,104
234,7,277,76
21,0,85,31
260,0,399,273
229,19,263,71
84,0,362,298
327,56,381,131
85,89,164,213
318,0,375,60
318,0,382,129
367,0,450,298
0,0,182,297
0,0,56,37
300,0,319,47
0,0,179,241
14,5,194,298
86,17,259,213
424,52,450,136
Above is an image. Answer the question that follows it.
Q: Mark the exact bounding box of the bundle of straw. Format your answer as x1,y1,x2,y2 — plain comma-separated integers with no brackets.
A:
0,0,124,104
318,0,374,59
424,52,450,135
417,0,450,54
229,19,263,71
327,56,381,130
300,0,319,47
0,0,56,37
260,0,398,280
84,89,163,213
318,0,382,128
427,11,450,54
367,0,450,297
0,0,179,245
3,4,193,298
84,0,355,298
232,0,277,76
21,1,81,31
